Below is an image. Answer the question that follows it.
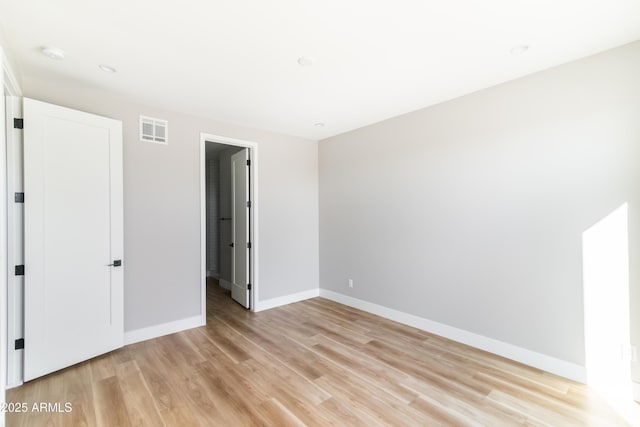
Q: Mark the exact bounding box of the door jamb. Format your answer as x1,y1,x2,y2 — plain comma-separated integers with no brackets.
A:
200,133,259,314
4,96,22,389
2,47,23,391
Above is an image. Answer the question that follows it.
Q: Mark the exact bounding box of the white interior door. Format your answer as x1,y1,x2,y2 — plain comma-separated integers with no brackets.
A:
231,148,250,308
23,98,123,381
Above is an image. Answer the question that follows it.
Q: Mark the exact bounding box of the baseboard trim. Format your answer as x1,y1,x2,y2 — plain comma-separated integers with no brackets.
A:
219,279,232,290
124,315,204,345
319,289,586,383
255,288,320,312
5,380,23,390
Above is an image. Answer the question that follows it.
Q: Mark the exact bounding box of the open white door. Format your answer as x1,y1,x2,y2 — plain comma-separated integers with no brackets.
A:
231,148,250,308
23,98,123,381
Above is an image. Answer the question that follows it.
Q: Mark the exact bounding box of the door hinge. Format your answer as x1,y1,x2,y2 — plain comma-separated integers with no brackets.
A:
15,192,24,203
247,242,252,249
246,159,251,166
247,200,251,208
15,338,24,350
15,265,24,276
13,118,23,129
247,283,251,290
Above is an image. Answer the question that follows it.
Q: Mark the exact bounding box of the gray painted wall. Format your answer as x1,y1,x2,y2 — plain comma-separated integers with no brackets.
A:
22,73,319,332
319,41,640,379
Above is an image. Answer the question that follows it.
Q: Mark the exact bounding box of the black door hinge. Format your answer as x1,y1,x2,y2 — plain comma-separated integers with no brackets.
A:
246,159,251,166
15,265,24,276
247,201,251,208
247,283,251,290
15,338,24,350
15,192,24,203
247,242,252,249
13,118,23,129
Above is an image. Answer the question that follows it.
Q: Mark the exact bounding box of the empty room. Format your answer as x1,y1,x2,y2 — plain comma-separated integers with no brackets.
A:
1,0,640,426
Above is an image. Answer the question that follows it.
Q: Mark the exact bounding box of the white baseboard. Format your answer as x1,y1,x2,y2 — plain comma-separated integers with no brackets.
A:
219,279,232,290
255,288,320,312
633,381,640,402
124,315,205,345
319,289,586,383
6,380,23,390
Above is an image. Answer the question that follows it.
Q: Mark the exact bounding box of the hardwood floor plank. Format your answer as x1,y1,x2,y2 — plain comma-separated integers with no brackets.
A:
314,373,431,427
256,381,335,427
317,397,381,427
200,323,252,363
410,395,491,427
92,376,131,427
256,398,306,427
402,376,527,427
61,362,98,427
306,337,418,404
134,344,188,414
114,360,165,427
185,362,264,426
88,353,118,383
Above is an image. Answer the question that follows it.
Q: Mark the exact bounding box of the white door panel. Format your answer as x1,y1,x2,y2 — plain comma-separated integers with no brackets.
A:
231,149,250,308
24,98,123,381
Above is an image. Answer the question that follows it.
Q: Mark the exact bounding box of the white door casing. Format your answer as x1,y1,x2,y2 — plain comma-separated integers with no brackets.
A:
5,95,23,388
23,98,123,381
231,148,250,308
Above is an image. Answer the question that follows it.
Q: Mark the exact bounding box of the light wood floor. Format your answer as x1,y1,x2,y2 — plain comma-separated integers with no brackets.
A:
7,281,637,426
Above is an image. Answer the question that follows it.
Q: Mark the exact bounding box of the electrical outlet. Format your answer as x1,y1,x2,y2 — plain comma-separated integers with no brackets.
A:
348,279,353,288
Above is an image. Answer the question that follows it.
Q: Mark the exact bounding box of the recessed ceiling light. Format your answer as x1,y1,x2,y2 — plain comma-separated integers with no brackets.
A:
98,64,117,73
314,122,325,128
40,47,65,60
510,44,530,55
297,56,315,67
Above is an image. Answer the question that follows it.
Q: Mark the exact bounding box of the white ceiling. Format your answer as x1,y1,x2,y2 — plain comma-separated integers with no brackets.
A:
1,0,639,140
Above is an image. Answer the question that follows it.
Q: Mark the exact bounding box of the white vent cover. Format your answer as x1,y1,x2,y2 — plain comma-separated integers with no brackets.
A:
139,116,168,144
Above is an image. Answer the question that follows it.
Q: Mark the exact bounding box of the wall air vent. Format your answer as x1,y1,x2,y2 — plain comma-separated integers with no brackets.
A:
140,116,168,145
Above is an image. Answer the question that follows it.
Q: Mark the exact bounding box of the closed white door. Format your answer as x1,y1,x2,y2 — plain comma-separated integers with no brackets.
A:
230,149,250,308
23,98,123,381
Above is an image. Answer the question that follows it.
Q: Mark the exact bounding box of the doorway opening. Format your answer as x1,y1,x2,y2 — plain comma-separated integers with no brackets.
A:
582,202,639,423
200,133,258,314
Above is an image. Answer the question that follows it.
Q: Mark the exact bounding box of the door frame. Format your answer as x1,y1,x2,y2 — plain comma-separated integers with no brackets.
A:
200,133,259,313
3,47,23,392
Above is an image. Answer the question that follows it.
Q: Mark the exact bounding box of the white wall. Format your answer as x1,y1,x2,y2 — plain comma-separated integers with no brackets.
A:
22,72,319,332
319,41,640,380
